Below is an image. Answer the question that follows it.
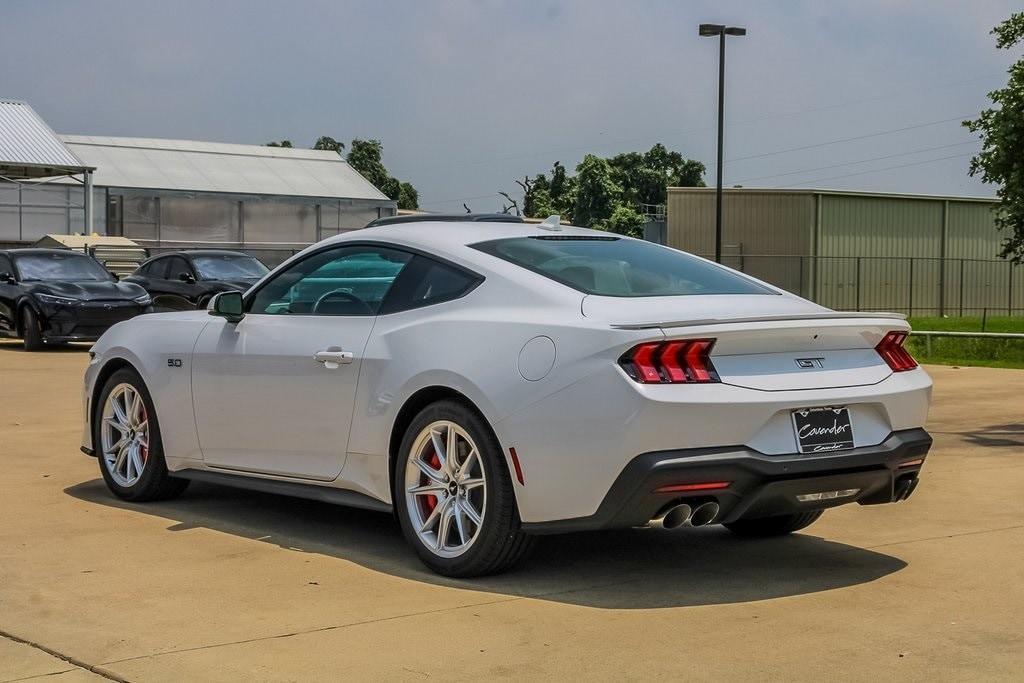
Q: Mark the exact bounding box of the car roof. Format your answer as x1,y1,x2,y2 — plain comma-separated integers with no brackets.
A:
366,213,525,227
328,219,616,256
149,249,253,259
2,248,94,257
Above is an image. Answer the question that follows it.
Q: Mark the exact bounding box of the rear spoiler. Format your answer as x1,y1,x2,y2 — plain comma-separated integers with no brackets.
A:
610,311,907,330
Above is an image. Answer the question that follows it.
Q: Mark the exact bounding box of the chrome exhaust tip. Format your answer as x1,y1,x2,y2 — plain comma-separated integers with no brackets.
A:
688,501,720,527
650,503,692,530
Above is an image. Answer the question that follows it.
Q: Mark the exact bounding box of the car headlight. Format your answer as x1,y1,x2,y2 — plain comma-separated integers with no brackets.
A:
36,293,79,306
133,293,152,306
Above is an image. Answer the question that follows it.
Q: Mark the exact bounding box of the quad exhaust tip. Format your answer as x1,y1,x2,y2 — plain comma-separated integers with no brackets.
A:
651,503,692,530
689,501,720,527
648,500,721,530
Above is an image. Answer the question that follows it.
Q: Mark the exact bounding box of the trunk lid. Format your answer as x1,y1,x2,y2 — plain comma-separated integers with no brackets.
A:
585,294,907,391
581,293,828,325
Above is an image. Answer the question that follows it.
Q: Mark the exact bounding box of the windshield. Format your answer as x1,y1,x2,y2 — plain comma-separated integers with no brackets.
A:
192,254,269,281
471,236,774,297
14,253,112,282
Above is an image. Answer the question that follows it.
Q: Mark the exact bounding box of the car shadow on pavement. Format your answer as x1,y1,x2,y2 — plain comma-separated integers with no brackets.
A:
960,423,1024,449
65,478,906,609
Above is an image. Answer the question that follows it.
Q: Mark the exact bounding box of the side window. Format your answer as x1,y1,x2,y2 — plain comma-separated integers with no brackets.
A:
0,255,13,278
141,258,164,278
381,255,482,314
151,257,173,279
166,256,193,281
247,245,412,316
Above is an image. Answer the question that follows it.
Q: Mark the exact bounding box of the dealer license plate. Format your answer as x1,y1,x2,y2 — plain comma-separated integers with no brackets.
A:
792,407,855,454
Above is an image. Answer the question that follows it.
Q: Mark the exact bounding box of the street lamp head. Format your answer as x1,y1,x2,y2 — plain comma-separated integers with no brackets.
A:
699,23,725,36
724,26,747,36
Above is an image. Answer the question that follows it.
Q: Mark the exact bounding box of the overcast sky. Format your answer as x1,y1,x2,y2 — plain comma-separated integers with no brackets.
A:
2,0,1022,211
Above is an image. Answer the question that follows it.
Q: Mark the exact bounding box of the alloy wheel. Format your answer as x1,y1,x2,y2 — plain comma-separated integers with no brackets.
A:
404,420,487,558
101,383,149,487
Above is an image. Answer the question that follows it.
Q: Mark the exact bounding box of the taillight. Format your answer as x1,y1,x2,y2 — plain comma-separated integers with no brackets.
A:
875,331,918,372
619,339,720,384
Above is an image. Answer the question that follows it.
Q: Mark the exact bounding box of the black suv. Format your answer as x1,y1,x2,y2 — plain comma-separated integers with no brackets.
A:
124,250,269,311
0,248,152,350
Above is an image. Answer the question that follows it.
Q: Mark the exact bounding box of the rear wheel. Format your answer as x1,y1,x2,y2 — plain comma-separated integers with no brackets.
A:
21,307,43,351
393,400,534,577
724,510,824,537
95,368,189,502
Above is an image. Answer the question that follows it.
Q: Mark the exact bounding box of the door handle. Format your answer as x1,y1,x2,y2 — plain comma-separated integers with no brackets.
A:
313,347,354,369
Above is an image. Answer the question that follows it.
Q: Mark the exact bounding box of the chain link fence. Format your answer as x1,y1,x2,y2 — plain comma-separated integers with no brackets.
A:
714,254,1023,317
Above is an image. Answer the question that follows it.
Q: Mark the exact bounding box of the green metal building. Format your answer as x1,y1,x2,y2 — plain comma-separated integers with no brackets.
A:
666,188,1020,316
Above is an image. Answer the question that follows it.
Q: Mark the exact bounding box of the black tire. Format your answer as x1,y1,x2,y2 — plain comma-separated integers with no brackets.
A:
393,399,535,577
724,509,824,537
94,368,189,502
21,306,43,351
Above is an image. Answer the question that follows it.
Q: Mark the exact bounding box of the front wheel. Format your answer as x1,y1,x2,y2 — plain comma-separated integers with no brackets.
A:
21,307,43,351
393,400,534,577
95,368,189,502
724,510,824,537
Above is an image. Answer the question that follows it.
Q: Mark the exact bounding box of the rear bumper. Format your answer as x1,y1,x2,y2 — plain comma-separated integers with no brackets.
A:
521,428,931,534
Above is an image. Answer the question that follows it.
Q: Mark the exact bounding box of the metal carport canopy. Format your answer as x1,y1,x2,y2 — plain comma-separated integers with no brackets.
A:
0,99,97,231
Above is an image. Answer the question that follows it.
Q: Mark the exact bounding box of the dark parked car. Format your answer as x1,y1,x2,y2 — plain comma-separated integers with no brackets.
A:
123,250,269,311
0,248,152,350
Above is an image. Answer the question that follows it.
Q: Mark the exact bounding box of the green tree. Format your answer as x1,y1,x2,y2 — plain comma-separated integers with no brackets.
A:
601,205,647,238
265,140,293,148
964,12,1024,262
516,145,704,228
548,161,576,215
346,139,418,209
609,143,705,207
572,155,621,227
398,182,419,211
515,174,552,217
313,136,345,152
346,139,390,187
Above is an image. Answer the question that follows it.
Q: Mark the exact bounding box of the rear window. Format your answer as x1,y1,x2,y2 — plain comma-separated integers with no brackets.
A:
192,254,269,281
471,236,774,297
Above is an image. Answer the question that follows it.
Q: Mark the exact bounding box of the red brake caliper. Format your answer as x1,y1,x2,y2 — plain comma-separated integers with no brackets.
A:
421,448,441,515
139,404,149,462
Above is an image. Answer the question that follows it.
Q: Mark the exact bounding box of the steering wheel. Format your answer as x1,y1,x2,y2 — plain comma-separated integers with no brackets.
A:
313,288,373,315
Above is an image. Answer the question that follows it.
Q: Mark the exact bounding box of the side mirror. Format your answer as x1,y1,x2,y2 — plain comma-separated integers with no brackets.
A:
179,272,196,284
0,272,14,285
209,291,244,323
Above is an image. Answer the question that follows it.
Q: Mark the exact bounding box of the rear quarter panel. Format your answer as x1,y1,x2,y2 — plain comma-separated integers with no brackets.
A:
342,276,653,504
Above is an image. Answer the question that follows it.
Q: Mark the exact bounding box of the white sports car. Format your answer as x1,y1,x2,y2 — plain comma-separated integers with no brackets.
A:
81,217,932,576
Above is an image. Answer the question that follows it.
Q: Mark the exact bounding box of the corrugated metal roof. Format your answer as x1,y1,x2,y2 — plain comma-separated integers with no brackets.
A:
59,135,390,201
0,100,89,174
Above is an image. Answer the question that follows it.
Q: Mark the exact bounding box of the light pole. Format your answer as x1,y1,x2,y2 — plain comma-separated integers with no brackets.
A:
699,23,745,263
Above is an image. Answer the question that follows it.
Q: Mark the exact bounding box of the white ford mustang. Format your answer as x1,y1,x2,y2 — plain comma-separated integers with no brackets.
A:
81,217,932,576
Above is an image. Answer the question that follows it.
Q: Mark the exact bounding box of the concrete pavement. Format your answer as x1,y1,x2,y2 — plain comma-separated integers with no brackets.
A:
1,340,1022,681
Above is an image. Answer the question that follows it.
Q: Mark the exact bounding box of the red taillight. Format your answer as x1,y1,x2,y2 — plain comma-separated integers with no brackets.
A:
619,339,720,384
875,331,918,372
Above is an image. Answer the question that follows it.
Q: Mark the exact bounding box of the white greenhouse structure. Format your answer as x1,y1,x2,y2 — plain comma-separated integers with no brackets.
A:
0,100,397,256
